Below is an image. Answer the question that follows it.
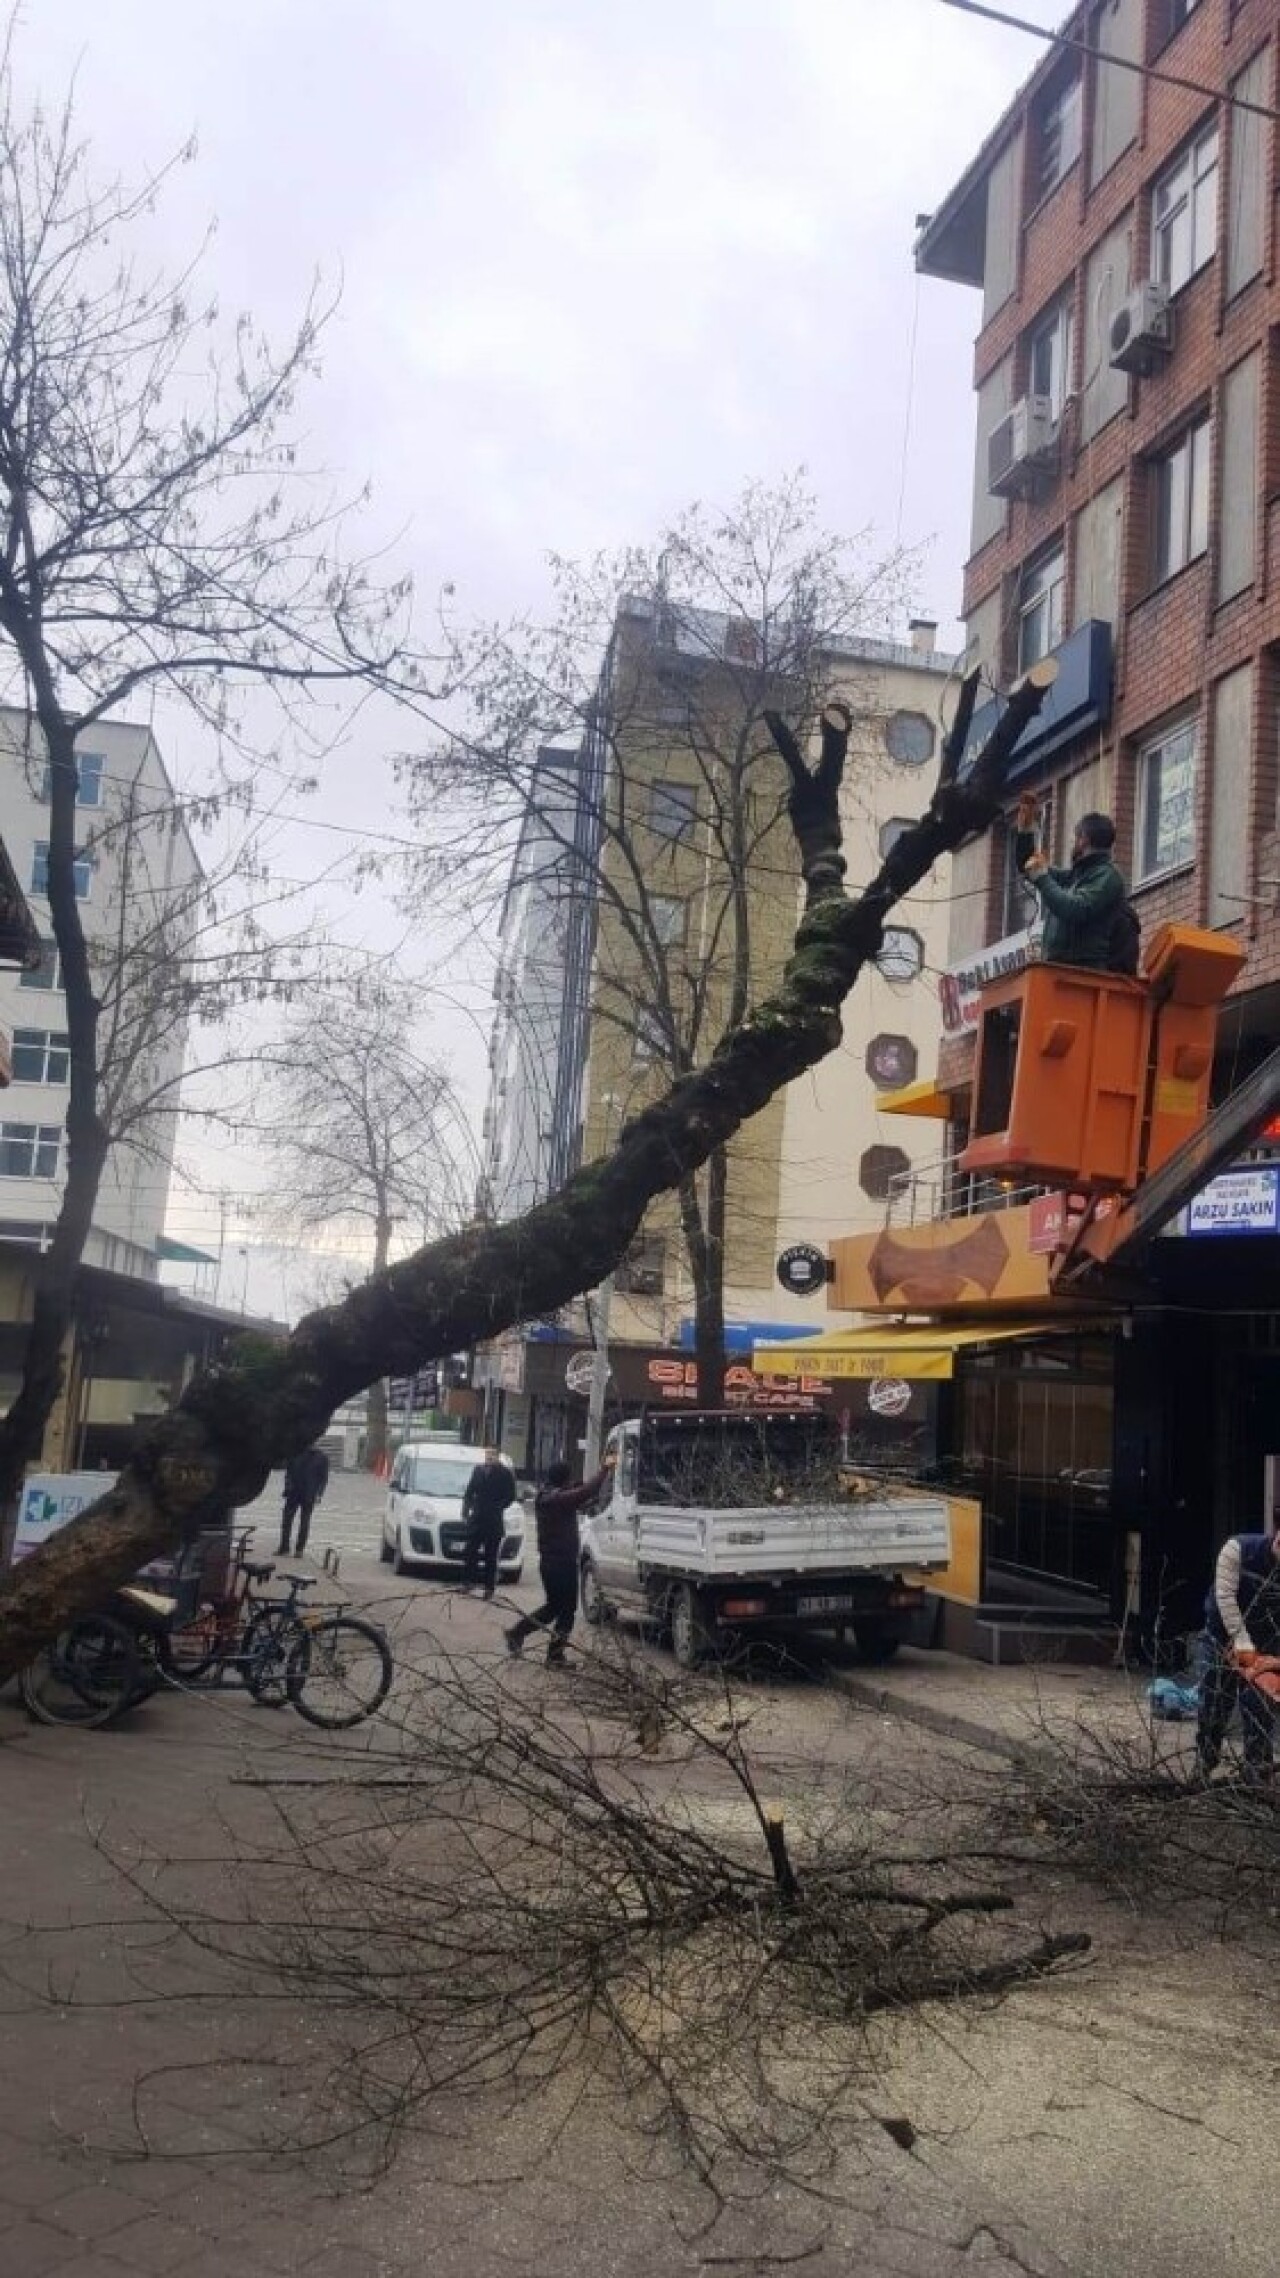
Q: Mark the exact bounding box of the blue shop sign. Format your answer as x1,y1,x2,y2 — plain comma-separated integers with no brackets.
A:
961,620,1112,784
1185,1166,1280,1238
679,1320,813,1355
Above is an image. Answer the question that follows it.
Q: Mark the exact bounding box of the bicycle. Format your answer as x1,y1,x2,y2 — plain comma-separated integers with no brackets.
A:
21,1535,394,1733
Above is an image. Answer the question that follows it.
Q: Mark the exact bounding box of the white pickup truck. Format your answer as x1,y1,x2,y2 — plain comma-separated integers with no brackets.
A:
579,1410,950,1669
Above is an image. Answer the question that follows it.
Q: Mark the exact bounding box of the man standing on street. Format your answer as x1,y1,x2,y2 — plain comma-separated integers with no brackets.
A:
1196,1529,1280,1783
505,1453,614,1666
460,1445,517,1599
279,1443,330,1557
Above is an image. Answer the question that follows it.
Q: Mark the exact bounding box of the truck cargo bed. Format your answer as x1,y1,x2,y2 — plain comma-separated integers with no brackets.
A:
633,1496,950,1579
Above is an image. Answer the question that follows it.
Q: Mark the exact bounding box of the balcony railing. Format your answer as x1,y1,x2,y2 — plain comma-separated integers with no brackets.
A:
886,1149,1052,1228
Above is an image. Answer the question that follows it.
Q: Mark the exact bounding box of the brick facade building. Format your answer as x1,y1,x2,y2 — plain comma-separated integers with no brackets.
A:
895,0,1280,1649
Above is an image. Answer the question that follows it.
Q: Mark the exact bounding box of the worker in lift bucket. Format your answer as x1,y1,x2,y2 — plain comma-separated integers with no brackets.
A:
1014,794,1138,976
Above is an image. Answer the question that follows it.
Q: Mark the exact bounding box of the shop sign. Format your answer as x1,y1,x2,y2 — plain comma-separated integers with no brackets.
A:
776,1243,829,1296
496,1336,526,1392
867,1378,912,1418
646,1357,836,1412
1186,1167,1280,1238
938,930,1033,1037
13,1471,109,1563
564,1350,596,1395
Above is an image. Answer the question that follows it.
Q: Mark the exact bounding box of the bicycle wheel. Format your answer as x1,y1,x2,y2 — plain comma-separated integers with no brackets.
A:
158,1607,224,1685
241,1607,292,1706
20,1615,143,1728
286,1614,394,1729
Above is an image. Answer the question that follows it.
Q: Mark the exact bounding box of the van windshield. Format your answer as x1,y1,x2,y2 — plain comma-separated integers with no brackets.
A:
407,1456,475,1499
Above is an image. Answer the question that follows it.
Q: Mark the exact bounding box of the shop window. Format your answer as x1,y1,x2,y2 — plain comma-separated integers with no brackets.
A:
1136,717,1197,881
866,1034,918,1090
1017,541,1066,671
1153,120,1219,294
1151,415,1211,584
860,1144,911,1202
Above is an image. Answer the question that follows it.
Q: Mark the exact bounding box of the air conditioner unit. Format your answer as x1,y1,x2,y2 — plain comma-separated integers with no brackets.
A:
1108,281,1172,375
987,395,1060,499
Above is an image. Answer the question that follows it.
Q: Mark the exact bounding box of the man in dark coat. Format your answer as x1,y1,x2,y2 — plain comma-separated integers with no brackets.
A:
1014,797,1132,972
1196,1529,1280,1782
279,1444,330,1556
460,1445,518,1599
505,1454,614,1665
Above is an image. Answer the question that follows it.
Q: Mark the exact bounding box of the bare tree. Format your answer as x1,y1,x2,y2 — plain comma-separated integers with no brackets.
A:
0,661,1052,1680
413,478,915,1402
0,47,424,1509
259,983,467,1467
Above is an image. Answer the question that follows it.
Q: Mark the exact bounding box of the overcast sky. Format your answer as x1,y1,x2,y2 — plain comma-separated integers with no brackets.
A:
15,0,1053,1315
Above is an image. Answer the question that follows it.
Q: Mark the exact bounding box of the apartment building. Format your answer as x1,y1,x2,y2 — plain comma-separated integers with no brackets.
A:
477,596,959,1469
809,0,1280,1652
0,711,200,1278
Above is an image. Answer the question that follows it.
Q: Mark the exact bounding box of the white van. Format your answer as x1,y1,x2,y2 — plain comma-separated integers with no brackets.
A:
381,1443,525,1581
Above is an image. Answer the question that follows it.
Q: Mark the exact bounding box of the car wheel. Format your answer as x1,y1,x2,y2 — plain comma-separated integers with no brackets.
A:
670,1582,711,1670
851,1621,901,1665
580,1558,612,1627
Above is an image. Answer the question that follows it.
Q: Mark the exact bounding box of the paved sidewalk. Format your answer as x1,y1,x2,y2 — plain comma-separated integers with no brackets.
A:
832,1643,1194,1768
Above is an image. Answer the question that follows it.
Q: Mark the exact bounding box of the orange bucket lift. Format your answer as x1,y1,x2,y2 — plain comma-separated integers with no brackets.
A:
958,924,1247,1199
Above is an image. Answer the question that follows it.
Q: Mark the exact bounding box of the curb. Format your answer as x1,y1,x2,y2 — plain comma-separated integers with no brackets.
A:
829,1665,1038,1764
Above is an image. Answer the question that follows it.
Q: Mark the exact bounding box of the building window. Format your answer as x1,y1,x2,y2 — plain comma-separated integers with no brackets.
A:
875,927,924,984
39,751,104,808
723,618,759,664
11,1030,70,1085
884,711,934,766
1028,299,1074,421
648,781,698,841
20,938,63,992
0,1123,62,1179
866,1034,919,1090
1154,0,1202,49
0,1218,53,1250
649,896,686,947
879,818,914,858
1137,718,1197,881
1017,542,1067,671
1152,416,1211,583
1036,71,1082,201
860,1144,912,1203
30,843,92,899
1153,121,1219,294
616,1235,665,1297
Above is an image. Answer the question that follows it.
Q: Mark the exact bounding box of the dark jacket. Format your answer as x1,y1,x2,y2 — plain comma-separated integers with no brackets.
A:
284,1447,329,1506
462,1460,517,1530
1014,832,1127,971
534,1467,610,1566
1204,1532,1280,1651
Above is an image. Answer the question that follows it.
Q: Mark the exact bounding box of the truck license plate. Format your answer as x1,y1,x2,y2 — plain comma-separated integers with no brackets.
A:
797,1593,854,1617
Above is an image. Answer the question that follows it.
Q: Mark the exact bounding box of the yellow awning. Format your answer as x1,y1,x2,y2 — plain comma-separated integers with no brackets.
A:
752,1318,1105,1382
877,1077,956,1119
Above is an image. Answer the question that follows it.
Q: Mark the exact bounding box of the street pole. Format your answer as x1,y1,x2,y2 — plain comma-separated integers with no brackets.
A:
584,1269,613,1476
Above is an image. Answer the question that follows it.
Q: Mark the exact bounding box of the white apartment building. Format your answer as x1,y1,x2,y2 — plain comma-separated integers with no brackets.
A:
0,711,200,1279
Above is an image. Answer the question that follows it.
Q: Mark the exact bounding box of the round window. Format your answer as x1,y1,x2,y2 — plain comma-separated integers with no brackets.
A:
860,1144,912,1202
885,710,935,767
875,927,924,984
866,1034,918,1090
879,818,914,859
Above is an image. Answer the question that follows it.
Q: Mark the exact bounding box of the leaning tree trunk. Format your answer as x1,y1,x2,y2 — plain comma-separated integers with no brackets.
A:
364,1210,394,1471
0,667,1053,1680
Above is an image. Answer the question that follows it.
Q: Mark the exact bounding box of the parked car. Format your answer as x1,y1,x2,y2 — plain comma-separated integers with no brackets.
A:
381,1445,524,1581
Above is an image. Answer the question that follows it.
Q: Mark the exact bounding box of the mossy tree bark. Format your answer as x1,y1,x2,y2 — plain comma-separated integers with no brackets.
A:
0,668,1052,1681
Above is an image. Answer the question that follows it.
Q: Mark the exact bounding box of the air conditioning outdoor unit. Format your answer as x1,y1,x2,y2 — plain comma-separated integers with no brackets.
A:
987,395,1059,499
1108,281,1173,376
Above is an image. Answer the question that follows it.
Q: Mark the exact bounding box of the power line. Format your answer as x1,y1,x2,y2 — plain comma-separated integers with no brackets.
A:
937,0,1280,123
